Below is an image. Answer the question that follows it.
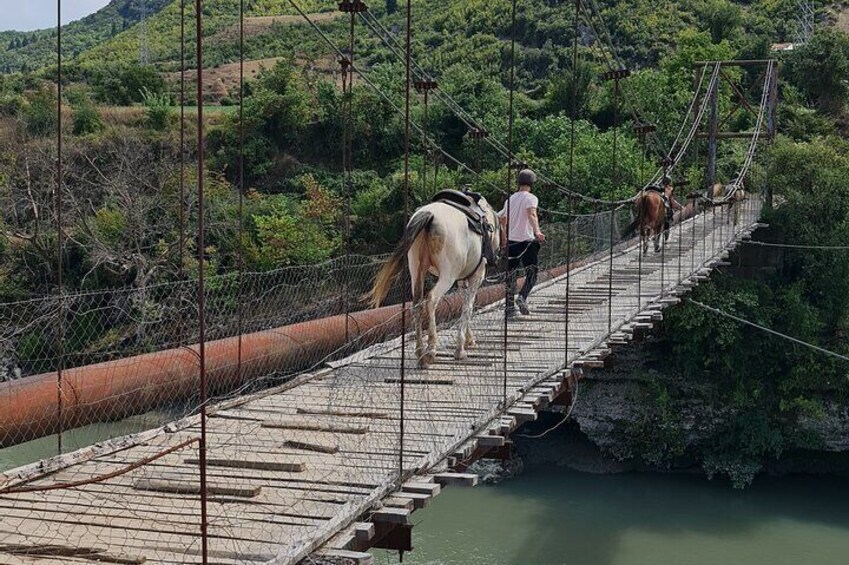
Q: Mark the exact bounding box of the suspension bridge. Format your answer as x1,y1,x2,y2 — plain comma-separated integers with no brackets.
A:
0,197,765,565
0,1,782,564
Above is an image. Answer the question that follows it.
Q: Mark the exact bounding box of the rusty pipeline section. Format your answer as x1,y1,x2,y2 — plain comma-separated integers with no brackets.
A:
0,266,569,448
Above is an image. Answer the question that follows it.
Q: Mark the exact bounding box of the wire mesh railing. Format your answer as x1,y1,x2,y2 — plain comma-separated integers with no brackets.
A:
0,1,776,564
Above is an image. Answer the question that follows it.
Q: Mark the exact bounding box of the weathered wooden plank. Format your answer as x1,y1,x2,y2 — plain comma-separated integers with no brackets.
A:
371,507,410,525
353,522,375,542
261,420,369,435
184,457,305,473
133,479,261,499
433,473,478,487
282,440,340,455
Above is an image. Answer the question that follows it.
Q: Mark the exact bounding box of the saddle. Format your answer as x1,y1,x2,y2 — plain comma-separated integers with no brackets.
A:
645,184,674,226
431,189,498,266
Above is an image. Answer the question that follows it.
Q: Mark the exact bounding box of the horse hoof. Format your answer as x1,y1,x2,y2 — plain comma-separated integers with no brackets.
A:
423,351,436,366
465,340,477,350
455,350,468,361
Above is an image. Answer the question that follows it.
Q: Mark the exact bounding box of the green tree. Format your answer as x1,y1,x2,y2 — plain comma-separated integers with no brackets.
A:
386,0,398,14
140,87,172,130
208,60,310,185
699,0,742,44
92,63,167,105
787,29,849,115
545,59,595,118
22,87,57,137
72,100,104,136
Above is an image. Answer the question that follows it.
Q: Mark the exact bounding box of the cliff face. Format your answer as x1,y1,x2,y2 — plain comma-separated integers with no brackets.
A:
514,337,849,486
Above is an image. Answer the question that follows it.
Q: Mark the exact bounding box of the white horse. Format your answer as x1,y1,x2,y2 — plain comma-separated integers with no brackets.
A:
366,196,500,368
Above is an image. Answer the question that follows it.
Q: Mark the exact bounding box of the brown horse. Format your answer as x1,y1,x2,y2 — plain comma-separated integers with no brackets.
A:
631,184,680,254
711,181,747,226
672,192,701,224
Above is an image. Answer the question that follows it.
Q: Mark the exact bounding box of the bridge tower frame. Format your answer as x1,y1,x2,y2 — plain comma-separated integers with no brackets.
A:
694,60,778,201
795,0,816,46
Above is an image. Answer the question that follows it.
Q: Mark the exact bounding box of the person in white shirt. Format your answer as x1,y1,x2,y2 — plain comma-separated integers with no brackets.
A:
499,169,545,318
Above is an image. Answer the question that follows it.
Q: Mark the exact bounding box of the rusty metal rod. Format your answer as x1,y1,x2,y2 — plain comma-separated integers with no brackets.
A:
194,1,209,562
55,0,65,457
0,439,200,495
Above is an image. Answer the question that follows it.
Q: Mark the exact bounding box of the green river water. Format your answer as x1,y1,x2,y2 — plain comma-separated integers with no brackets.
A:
373,466,849,565
4,433,849,565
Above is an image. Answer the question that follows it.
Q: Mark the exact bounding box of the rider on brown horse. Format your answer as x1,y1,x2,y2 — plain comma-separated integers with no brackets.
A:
623,176,683,254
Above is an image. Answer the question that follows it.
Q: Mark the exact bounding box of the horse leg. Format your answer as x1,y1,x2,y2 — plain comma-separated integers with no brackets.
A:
424,273,454,367
455,264,485,360
455,281,472,361
409,248,428,367
653,228,661,253
642,230,648,255
466,265,486,349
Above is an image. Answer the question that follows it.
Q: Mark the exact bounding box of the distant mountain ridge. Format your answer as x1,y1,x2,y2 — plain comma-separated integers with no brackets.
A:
0,0,172,73
0,0,330,74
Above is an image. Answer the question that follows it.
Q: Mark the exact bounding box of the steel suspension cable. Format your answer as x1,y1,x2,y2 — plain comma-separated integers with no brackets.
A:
503,0,518,406
55,0,65,456
179,0,186,280
194,0,210,561
742,241,849,251
285,1,505,197
565,0,581,367
237,0,245,387
689,300,849,364
580,0,668,158
358,8,634,205
400,0,412,480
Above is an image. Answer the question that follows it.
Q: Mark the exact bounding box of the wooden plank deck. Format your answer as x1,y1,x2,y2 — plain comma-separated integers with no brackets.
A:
0,201,763,565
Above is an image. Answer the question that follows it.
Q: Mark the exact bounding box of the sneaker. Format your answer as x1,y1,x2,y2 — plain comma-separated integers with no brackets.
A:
516,295,530,315
506,309,524,320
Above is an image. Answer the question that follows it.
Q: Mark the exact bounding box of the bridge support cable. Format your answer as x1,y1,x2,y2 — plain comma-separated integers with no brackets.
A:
299,1,707,209
598,65,628,333
360,2,723,209
55,0,65,456
357,3,643,205
286,0,512,204
503,0,518,407
194,0,210,561
565,0,581,367
179,1,187,282
400,0,413,480
742,241,849,251
340,1,361,344
237,0,245,388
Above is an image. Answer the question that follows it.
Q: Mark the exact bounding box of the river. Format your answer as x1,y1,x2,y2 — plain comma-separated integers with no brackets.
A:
4,428,849,565
373,465,849,565
0,411,175,472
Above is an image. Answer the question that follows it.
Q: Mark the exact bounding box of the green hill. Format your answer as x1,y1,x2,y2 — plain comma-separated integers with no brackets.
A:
0,0,172,73
0,0,809,77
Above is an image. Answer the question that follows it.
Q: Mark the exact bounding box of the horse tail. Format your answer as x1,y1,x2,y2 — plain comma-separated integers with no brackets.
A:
364,211,435,308
621,195,645,239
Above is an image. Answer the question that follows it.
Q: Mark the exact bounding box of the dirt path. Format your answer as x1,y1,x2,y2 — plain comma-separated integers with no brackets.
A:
211,11,343,43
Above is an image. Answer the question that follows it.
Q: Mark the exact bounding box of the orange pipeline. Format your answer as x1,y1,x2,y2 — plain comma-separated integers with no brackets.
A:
0,265,568,448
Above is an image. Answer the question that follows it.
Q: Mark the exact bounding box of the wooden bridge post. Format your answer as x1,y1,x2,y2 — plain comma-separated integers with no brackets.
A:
706,71,720,196
765,63,778,210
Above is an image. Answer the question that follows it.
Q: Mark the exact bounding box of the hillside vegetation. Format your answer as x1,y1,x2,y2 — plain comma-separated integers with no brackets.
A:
0,0,848,485
0,0,172,73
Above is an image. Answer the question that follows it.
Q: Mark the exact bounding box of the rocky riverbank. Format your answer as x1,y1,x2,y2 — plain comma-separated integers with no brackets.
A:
479,335,849,487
